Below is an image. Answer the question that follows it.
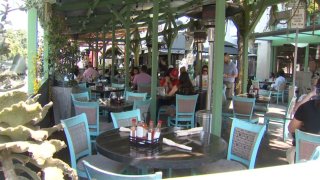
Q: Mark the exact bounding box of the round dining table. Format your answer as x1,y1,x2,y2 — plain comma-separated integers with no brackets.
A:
90,86,124,98
96,127,227,172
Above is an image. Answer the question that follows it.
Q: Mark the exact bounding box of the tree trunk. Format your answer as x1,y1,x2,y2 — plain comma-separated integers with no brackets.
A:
236,33,244,94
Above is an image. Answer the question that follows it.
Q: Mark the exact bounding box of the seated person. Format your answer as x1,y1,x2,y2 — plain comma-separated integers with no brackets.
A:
193,65,208,90
82,62,99,82
159,68,179,94
270,69,286,91
132,65,151,88
165,71,195,116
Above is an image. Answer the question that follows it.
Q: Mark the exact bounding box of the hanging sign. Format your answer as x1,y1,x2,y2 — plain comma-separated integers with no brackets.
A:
290,7,306,29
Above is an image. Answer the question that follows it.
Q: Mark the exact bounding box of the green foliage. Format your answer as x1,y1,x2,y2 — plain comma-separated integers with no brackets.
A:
0,91,78,179
5,29,27,59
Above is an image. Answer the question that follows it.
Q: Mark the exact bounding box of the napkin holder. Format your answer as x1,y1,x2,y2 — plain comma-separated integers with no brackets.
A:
129,136,160,147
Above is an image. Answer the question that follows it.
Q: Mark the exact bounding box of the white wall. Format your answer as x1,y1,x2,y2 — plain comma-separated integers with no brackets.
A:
256,40,272,81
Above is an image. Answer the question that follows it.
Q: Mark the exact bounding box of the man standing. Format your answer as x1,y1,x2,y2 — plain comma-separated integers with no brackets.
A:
223,53,238,99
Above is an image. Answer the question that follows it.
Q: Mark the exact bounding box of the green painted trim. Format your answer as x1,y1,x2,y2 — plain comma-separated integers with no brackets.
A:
43,30,49,82
27,8,37,95
150,0,159,123
211,0,225,137
304,45,309,72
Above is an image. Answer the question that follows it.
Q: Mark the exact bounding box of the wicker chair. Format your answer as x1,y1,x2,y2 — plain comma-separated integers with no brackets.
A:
295,129,320,163
232,96,259,123
111,109,141,128
133,98,152,122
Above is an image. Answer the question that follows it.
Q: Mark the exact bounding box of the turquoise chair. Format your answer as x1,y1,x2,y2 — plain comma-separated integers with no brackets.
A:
133,98,152,121
125,91,147,102
71,91,90,102
254,90,272,113
232,96,259,123
197,118,266,174
78,82,87,89
167,94,198,128
73,100,113,139
112,83,125,89
295,129,320,163
61,114,125,178
111,109,142,128
264,96,296,141
83,160,162,180
271,82,286,104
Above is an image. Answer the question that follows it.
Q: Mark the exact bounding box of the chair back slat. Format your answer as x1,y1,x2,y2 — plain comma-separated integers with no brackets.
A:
71,92,90,102
111,109,141,128
295,129,320,163
83,160,162,180
228,118,266,169
74,106,97,125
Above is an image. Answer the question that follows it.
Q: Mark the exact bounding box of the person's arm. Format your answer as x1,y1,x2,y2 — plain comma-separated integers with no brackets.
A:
167,85,178,96
288,118,304,134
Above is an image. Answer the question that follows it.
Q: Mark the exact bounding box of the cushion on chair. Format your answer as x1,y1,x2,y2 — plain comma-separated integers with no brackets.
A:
233,101,254,115
77,154,125,174
299,140,320,161
177,99,197,113
264,112,286,119
197,159,247,174
232,128,257,160
68,122,89,154
117,116,139,127
75,106,97,125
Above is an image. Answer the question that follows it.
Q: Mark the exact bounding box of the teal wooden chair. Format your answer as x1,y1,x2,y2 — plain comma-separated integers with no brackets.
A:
112,83,125,89
73,100,113,139
83,160,162,180
125,91,147,102
295,129,320,163
264,96,296,141
167,94,198,128
232,96,259,123
111,109,141,128
61,114,125,178
78,82,87,89
133,98,152,121
271,82,286,104
197,118,266,174
71,91,90,102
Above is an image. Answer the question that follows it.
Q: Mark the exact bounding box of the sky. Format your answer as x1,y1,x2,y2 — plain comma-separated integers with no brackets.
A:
3,0,27,30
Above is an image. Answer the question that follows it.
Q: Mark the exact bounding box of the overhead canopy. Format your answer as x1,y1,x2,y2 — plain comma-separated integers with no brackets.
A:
254,25,320,46
203,41,238,55
49,0,243,41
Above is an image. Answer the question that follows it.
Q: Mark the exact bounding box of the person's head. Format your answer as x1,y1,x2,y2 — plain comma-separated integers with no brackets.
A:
170,68,179,79
88,62,93,68
180,66,186,74
202,65,208,75
132,67,139,75
141,65,148,73
278,69,285,77
179,71,192,86
224,53,230,64
309,60,317,72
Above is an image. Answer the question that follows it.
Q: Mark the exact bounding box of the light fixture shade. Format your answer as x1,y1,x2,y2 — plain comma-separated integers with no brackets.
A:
194,31,207,43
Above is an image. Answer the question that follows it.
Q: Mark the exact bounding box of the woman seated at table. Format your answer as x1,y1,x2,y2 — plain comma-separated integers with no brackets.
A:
159,68,179,94
165,71,195,116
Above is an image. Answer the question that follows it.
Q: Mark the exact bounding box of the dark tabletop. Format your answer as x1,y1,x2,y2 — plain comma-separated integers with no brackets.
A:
99,100,133,112
96,128,227,169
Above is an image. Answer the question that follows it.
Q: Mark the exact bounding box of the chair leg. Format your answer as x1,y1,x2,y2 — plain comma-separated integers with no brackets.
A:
283,119,289,142
264,117,269,134
276,94,279,104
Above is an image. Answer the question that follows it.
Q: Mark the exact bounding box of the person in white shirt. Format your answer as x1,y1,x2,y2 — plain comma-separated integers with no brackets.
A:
193,65,208,90
271,69,286,91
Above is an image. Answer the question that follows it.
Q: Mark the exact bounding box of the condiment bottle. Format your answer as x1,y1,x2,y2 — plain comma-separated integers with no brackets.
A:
147,121,155,141
130,118,137,138
136,121,144,138
142,121,148,139
154,120,163,139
